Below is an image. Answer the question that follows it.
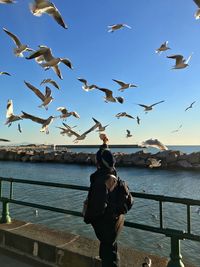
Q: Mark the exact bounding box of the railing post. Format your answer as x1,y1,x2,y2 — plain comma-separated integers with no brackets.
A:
0,199,11,224
166,229,184,267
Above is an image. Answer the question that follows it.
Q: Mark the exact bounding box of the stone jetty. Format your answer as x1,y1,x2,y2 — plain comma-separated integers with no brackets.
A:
0,148,200,170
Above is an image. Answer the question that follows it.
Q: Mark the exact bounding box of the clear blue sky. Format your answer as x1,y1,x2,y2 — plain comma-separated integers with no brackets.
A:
0,0,200,145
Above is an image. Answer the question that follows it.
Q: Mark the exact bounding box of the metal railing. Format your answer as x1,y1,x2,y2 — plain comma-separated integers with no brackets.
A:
0,176,200,267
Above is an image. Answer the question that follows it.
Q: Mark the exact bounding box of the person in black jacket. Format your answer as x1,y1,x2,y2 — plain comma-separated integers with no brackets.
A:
84,134,124,267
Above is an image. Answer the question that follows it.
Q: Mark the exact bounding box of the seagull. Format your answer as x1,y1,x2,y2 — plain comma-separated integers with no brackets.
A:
171,124,182,133
126,129,132,138
96,87,124,103
112,79,137,91
155,41,170,54
136,116,140,125
185,101,196,111
21,111,55,134
26,45,73,79
115,112,134,119
5,99,23,126
3,28,33,57
147,158,161,168
0,0,16,3
142,256,152,267
40,78,59,89
167,54,192,69
18,123,22,133
56,107,80,120
77,78,98,91
30,0,67,29
0,71,11,76
0,138,10,142
193,0,200,19
137,100,165,112
141,139,168,151
24,81,53,110
107,23,131,32
92,118,109,132
57,123,77,136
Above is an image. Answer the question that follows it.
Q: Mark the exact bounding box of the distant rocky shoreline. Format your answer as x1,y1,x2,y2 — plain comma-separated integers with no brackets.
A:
0,148,200,170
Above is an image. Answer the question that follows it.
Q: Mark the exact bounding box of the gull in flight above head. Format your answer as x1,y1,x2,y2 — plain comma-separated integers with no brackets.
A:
171,124,182,133
126,129,132,138
112,79,137,92
40,78,59,89
167,54,193,69
21,111,55,134
96,87,124,103
26,45,73,79
3,28,33,57
30,0,67,29
137,100,165,112
107,23,131,32
92,118,109,132
141,138,168,151
0,0,16,4
185,101,196,111
155,41,170,54
0,71,11,76
5,99,23,126
115,112,134,119
56,107,80,120
24,81,53,110
77,78,98,92
193,0,200,19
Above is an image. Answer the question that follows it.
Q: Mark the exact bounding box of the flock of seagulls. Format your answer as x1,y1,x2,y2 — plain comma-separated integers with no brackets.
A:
0,1,198,151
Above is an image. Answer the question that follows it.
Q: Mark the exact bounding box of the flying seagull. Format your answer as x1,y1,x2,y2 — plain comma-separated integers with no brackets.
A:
147,158,161,169
56,107,80,120
0,138,10,142
112,79,137,92
5,99,23,126
0,0,16,3
18,123,22,133
30,0,67,29
57,123,77,136
26,45,73,79
3,28,33,57
141,138,168,151
136,116,140,125
193,0,200,19
185,101,196,111
24,81,53,110
107,24,131,33
126,129,132,138
77,78,98,91
0,71,11,76
115,112,134,119
92,118,109,132
21,111,55,134
137,100,165,112
40,78,59,89
167,54,192,69
171,124,182,133
96,87,124,103
155,41,170,54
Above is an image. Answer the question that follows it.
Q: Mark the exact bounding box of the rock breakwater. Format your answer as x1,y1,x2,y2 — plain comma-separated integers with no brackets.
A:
1,148,200,170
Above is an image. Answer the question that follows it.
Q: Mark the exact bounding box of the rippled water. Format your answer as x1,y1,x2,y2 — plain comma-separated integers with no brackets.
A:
0,160,199,266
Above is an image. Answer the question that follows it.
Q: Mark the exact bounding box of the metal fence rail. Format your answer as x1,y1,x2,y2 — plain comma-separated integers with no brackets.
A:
0,176,200,267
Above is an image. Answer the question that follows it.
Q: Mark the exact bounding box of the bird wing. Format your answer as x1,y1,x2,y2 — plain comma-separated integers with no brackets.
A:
40,79,59,89
45,86,52,98
24,81,45,101
92,117,102,127
60,58,73,69
194,0,200,8
82,123,99,136
125,113,135,119
52,65,63,79
115,96,124,104
21,111,46,124
26,47,48,60
151,100,165,107
123,24,131,29
138,103,148,108
167,54,184,65
70,111,80,118
0,71,11,76
0,138,10,142
77,78,87,86
46,4,67,29
112,79,126,87
18,123,22,133
97,88,113,98
3,28,21,47
57,107,67,115
6,99,13,117
126,129,131,134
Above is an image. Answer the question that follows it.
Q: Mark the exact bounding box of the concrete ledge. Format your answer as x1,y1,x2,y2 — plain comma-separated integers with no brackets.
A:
0,220,196,267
